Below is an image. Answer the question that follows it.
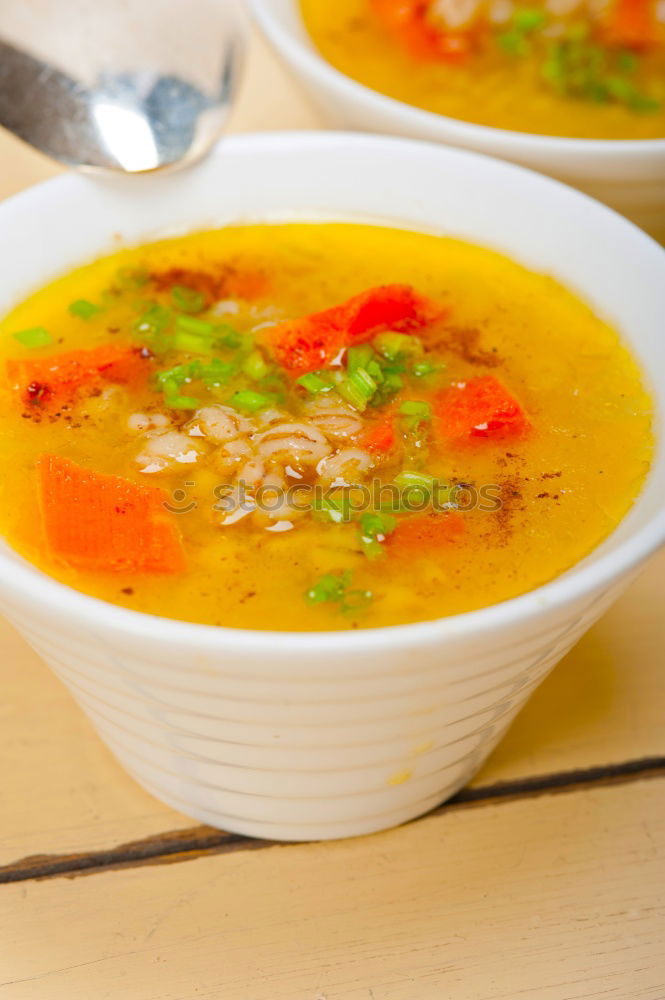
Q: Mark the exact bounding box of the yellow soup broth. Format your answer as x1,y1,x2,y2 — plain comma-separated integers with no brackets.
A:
0,224,653,630
300,0,665,139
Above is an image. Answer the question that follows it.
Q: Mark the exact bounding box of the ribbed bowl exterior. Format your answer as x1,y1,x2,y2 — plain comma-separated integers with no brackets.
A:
0,580,622,841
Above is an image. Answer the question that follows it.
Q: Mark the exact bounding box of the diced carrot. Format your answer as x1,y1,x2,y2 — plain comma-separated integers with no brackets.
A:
604,0,658,48
269,314,346,377
371,0,473,62
389,512,465,551
435,376,530,441
342,285,444,343
7,344,149,412
270,284,445,376
362,415,397,453
39,455,186,574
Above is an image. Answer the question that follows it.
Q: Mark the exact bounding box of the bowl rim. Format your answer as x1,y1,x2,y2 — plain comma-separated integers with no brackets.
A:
1,130,665,655
250,0,665,158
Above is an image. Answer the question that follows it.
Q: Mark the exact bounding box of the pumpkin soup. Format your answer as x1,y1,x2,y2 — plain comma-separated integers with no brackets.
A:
300,0,665,139
0,224,653,630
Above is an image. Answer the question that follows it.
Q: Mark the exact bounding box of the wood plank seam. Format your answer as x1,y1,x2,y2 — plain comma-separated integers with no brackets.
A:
2,755,664,885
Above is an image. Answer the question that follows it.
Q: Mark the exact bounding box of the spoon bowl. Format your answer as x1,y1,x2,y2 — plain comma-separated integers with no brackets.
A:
0,0,246,173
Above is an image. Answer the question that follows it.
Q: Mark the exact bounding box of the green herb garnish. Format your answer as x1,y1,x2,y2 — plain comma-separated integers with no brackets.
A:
373,332,422,362
155,357,239,408
242,350,271,381
305,570,373,613
338,366,378,411
498,6,547,57
297,371,335,394
399,399,432,430
412,361,440,378
359,511,396,560
230,389,274,413
514,8,546,31
347,344,375,372
313,492,348,524
541,34,660,112
68,299,102,320
12,326,53,348
133,303,173,350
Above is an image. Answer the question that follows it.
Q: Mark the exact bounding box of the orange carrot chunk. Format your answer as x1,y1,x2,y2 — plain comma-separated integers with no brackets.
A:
371,0,473,62
270,284,445,376
362,415,397,453
605,0,657,48
389,512,465,551
39,455,186,574
7,344,149,412
435,376,530,440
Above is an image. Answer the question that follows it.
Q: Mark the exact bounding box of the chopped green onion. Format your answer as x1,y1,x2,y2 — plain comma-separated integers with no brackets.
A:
373,332,421,362
400,399,432,431
230,389,274,413
366,359,385,383
297,371,334,394
305,572,351,605
164,393,200,409
218,328,245,350
174,315,215,337
412,361,440,378
374,370,403,404
359,511,396,560
156,359,238,407
359,536,383,560
12,326,53,348
304,570,373,614
134,303,172,339
394,470,438,491
400,400,432,419
68,299,101,320
347,345,374,372
159,376,200,410
198,358,238,388
242,350,270,381
361,512,397,538
514,8,546,31
337,367,378,412
171,315,218,353
539,36,659,112
172,332,211,354
171,284,206,314
313,493,348,524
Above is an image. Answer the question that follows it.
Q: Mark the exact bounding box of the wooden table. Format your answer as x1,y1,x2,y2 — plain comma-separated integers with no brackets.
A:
1,28,664,1000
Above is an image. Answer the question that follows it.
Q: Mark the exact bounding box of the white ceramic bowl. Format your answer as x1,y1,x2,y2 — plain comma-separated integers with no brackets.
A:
1,133,664,841
251,0,665,240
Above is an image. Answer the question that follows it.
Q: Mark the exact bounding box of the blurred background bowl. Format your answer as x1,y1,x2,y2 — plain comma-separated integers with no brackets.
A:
251,0,665,241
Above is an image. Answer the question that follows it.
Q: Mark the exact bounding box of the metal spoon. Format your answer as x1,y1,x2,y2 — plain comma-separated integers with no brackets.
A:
0,0,246,174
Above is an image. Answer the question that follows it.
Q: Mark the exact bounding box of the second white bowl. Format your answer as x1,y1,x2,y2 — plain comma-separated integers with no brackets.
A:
251,0,665,240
